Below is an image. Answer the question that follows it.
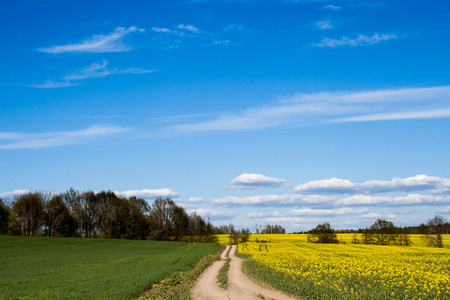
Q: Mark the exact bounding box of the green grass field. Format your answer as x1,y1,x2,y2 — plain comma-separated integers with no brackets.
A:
0,236,220,300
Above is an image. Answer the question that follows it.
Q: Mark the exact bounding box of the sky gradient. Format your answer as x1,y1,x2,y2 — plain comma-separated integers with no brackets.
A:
1,0,450,231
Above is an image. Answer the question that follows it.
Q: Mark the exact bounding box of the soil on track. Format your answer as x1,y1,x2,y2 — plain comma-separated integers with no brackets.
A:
191,245,300,300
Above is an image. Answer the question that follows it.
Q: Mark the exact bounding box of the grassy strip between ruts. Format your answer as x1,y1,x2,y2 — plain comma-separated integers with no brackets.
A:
217,245,232,289
137,244,226,300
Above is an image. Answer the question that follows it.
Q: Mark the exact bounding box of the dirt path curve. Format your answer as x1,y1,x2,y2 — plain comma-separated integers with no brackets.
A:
191,245,300,300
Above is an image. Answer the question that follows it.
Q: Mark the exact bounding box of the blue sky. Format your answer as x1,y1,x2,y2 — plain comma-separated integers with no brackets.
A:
1,0,450,232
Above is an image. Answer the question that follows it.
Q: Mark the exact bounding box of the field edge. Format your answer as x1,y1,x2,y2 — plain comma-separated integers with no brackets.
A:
136,244,226,300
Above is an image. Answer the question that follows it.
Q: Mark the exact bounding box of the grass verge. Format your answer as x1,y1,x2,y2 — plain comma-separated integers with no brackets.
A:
237,244,309,299
138,244,226,300
217,246,232,289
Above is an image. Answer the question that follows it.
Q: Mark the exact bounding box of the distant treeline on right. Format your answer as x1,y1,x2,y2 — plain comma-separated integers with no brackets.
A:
304,216,449,248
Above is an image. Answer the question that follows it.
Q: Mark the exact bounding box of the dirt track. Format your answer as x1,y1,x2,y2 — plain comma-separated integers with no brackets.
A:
191,245,300,300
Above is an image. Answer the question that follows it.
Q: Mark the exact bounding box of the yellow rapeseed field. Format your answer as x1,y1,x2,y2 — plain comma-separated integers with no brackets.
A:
222,234,450,299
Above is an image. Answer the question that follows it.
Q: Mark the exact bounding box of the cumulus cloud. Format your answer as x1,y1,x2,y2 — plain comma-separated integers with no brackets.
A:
226,173,288,189
248,208,368,218
114,188,179,199
294,174,445,195
264,217,317,224
0,190,33,199
189,208,235,220
37,27,144,53
213,194,333,207
0,125,131,150
311,33,398,47
188,197,205,203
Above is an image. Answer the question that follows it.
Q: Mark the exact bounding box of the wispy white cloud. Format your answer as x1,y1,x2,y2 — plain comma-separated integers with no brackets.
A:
29,80,82,88
294,174,444,195
167,85,450,133
437,206,450,214
0,190,33,199
214,40,231,45
332,108,450,123
311,33,398,47
152,27,172,33
316,20,333,30
347,2,387,8
226,173,288,189
359,213,396,219
30,60,157,88
178,24,200,33
223,24,244,31
0,125,131,150
114,188,179,199
38,27,144,54
323,4,341,11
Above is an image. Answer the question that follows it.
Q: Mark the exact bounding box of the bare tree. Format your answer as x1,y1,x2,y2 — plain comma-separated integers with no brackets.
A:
360,228,375,244
10,192,46,237
422,215,447,248
151,198,175,240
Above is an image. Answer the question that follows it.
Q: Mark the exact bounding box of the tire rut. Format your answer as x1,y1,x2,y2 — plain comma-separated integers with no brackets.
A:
191,245,300,300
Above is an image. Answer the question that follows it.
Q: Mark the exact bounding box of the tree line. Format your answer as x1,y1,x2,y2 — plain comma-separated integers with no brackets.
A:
0,189,216,243
306,216,448,248
214,224,286,235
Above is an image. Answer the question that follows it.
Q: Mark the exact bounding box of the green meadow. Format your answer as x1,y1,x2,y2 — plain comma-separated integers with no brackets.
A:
0,236,220,299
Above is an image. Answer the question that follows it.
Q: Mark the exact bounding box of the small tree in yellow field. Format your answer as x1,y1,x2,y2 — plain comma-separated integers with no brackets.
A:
307,222,339,244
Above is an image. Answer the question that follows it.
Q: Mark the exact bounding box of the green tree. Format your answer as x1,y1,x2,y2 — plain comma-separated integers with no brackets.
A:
307,222,339,244
370,219,397,245
0,199,10,234
127,196,151,240
45,195,74,237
